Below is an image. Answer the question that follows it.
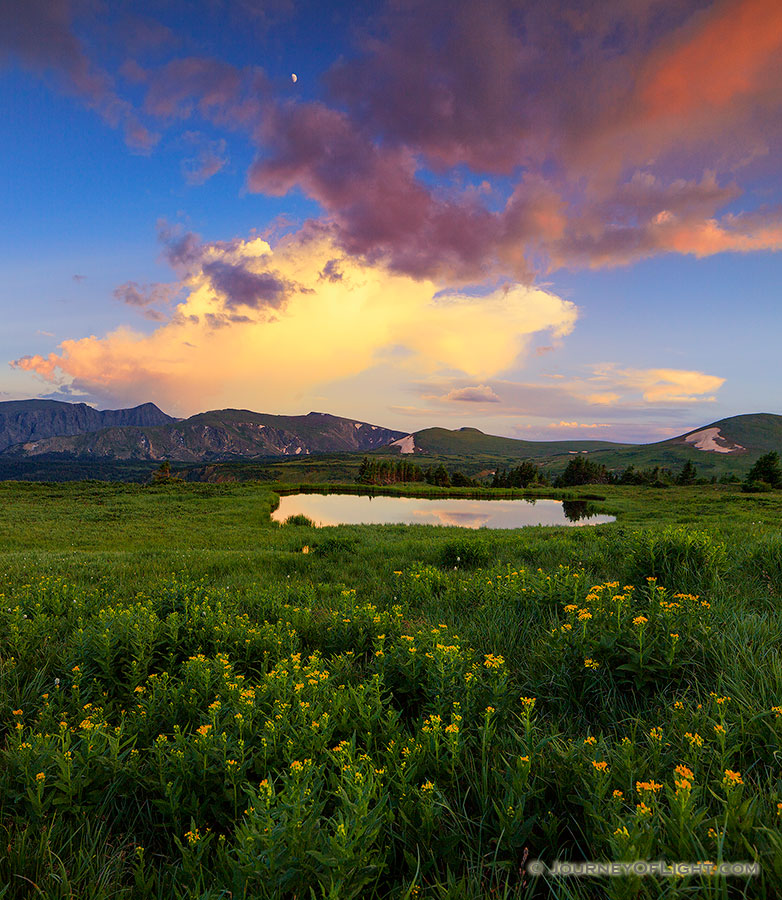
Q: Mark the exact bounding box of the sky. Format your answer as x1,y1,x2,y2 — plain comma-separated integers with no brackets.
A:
2,0,781,443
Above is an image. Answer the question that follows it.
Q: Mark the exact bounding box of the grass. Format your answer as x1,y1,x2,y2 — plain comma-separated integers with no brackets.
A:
1,480,782,898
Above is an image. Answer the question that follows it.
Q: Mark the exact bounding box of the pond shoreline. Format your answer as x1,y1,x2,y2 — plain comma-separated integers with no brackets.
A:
270,481,608,502
271,490,615,529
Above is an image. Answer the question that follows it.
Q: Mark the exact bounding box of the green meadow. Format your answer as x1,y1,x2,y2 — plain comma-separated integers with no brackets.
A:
2,480,782,898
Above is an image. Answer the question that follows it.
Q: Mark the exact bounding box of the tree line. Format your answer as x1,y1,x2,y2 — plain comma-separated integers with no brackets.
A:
356,451,782,490
356,457,475,487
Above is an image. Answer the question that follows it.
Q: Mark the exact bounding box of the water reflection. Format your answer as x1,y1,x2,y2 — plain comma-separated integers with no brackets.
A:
272,493,614,529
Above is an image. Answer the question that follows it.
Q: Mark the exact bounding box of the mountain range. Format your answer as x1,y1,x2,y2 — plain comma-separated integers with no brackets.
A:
0,400,780,480
0,401,404,462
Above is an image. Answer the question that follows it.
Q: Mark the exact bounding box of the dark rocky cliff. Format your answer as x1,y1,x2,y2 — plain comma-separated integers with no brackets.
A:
0,400,175,451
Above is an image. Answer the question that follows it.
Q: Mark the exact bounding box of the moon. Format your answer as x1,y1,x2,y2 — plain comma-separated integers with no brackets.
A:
291,73,298,83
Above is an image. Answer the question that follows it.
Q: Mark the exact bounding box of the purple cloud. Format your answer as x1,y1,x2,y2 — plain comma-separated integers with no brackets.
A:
202,260,293,310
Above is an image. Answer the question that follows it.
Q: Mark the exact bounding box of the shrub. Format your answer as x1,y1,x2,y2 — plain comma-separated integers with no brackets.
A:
624,526,726,595
284,514,315,527
741,480,773,493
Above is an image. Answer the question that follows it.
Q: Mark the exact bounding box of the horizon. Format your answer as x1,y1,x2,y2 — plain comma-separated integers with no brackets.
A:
3,1,782,443
4,394,780,448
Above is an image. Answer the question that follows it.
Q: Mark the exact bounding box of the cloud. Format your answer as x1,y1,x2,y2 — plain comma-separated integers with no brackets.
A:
11,231,577,415
591,366,726,403
546,421,611,429
181,133,228,184
7,0,782,281
0,0,158,152
113,281,179,308
443,384,501,403
422,362,726,422
201,260,295,311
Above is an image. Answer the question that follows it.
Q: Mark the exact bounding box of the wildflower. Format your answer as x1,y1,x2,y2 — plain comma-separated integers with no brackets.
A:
685,732,704,748
592,760,609,772
675,765,694,781
421,781,435,793
636,802,652,817
714,724,725,735
777,803,782,815
483,653,505,669
674,701,684,710
485,706,496,715
184,828,201,846
614,826,630,838
519,696,536,709
584,736,597,745
564,604,578,613
633,615,648,626
612,790,624,800
649,726,663,742
196,724,212,736
584,658,600,669
723,769,743,787
35,772,45,783
636,780,663,794
772,706,782,718
12,709,22,716
577,610,592,621
708,827,719,840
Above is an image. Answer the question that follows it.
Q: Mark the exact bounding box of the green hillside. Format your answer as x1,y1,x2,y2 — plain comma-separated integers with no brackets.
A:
662,413,782,453
380,415,782,481
396,426,630,458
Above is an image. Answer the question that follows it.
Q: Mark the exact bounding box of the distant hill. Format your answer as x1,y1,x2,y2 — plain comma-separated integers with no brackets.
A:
662,414,782,455
383,415,782,478
1,409,405,462
387,426,631,458
0,399,175,452
577,413,782,478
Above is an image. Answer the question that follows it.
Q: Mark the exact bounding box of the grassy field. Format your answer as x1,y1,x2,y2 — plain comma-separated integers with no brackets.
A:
2,481,782,898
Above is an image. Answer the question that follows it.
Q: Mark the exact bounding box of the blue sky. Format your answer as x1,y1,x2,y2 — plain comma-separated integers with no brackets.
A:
2,0,781,441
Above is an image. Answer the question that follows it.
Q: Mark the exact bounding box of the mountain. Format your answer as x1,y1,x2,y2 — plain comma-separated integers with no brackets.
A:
383,415,782,478
0,399,175,452
387,426,630,458
661,414,782,455
1,409,405,462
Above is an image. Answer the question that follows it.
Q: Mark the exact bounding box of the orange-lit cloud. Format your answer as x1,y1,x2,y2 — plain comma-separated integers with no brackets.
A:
640,0,782,120
589,365,726,403
12,231,577,416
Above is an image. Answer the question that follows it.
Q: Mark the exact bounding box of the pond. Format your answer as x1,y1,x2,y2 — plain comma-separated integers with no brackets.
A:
272,493,615,529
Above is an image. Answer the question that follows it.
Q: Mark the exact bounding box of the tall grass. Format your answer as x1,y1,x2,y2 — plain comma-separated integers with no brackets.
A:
1,481,781,897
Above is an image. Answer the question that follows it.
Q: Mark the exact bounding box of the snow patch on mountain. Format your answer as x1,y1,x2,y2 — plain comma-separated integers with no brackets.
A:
391,434,416,454
683,427,744,453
